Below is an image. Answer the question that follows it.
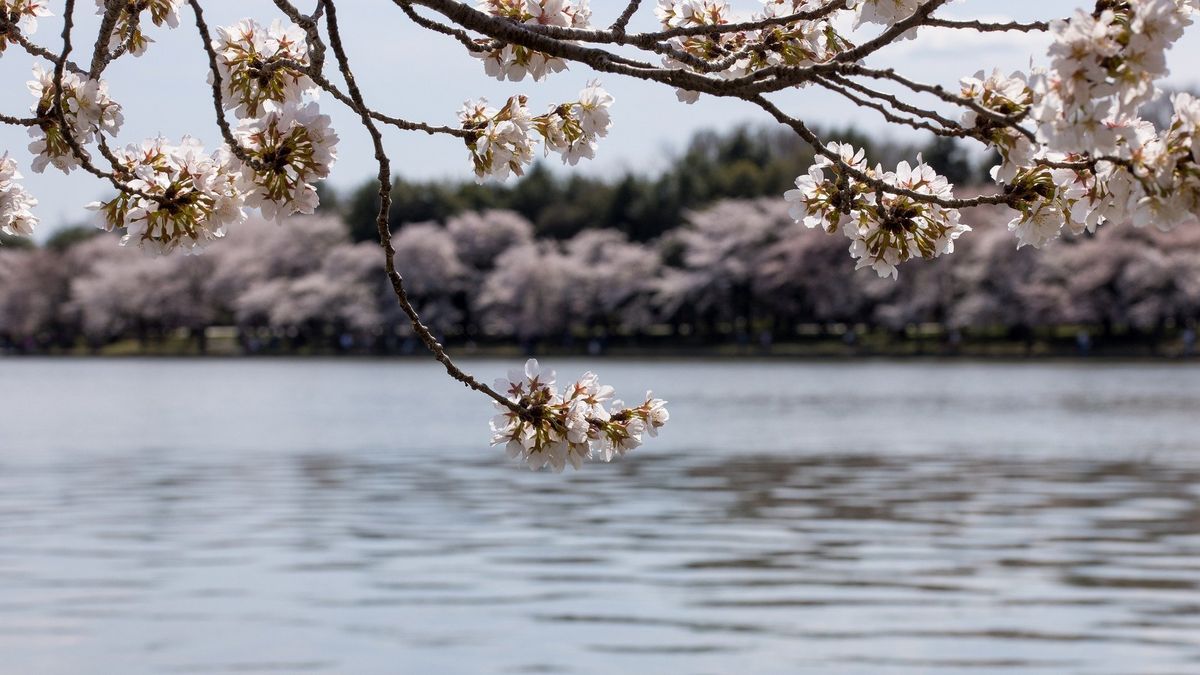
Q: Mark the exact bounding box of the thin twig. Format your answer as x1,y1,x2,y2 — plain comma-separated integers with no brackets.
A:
320,0,527,417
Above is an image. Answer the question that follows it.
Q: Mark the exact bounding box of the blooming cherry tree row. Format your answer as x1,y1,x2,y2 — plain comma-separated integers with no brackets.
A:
3,0,1199,466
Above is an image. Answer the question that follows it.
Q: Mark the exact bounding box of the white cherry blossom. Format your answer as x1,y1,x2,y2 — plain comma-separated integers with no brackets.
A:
489,359,668,471
95,0,183,57
233,102,338,220
0,152,38,237
26,65,123,174
87,136,247,255
212,19,315,118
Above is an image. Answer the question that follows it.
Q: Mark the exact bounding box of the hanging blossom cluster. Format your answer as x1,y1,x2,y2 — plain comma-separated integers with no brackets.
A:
0,0,51,53
996,0,1200,249
96,0,184,57
73,17,335,254
1035,0,1188,151
473,0,592,81
959,69,1036,184
87,137,246,254
214,19,336,222
233,102,338,221
211,19,315,118
783,0,1200,275
0,152,38,237
490,359,669,472
658,0,852,103
26,64,124,174
459,80,613,180
785,143,968,279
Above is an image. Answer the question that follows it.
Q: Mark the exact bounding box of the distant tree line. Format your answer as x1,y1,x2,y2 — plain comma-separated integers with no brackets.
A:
1,126,1194,357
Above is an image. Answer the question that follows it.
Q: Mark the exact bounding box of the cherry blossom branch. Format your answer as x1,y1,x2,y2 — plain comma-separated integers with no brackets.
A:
516,0,844,44
4,23,88,74
319,0,526,418
753,94,1018,209
844,66,1036,141
403,0,1022,213
925,17,1051,32
187,0,262,170
394,0,488,53
48,0,156,200
0,113,39,126
310,69,472,137
609,0,642,34
814,74,970,138
89,1,123,78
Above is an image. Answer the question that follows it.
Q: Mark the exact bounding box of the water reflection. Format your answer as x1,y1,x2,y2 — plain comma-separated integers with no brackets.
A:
1,360,1199,674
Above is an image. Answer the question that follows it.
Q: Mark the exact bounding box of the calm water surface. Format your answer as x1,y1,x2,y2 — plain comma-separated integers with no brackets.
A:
1,358,1199,674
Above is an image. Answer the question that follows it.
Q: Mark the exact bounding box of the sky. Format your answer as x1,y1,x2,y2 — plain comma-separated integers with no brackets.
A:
3,0,1200,238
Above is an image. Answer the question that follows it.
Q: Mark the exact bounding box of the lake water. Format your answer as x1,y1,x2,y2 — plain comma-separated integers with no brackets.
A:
1,358,1200,674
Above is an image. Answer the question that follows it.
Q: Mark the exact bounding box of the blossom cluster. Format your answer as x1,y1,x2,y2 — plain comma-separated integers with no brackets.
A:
88,137,246,255
657,0,851,104
959,69,1036,183
0,0,51,53
473,0,592,81
210,19,335,225
789,1,1200,276
95,0,184,57
0,152,38,237
490,359,668,471
785,143,968,279
991,1,1200,250
460,81,612,180
84,103,338,254
26,65,124,174
211,19,315,118
846,0,920,29
1034,1,1189,156
662,0,849,103
41,17,337,254
234,102,338,221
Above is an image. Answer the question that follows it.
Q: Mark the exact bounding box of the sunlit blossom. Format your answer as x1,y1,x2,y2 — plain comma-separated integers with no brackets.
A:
489,359,668,471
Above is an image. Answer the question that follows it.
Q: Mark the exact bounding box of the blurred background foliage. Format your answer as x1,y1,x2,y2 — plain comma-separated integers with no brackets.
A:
1,125,1195,357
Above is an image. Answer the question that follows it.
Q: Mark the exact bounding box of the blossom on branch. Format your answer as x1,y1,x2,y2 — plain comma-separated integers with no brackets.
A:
26,65,123,174
460,95,535,180
212,18,315,118
0,0,52,53
959,69,1035,183
533,80,613,165
489,359,668,472
786,144,967,278
233,102,338,220
96,0,183,57
848,0,920,29
473,0,591,81
1037,0,1188,149
661,0,850,104
0,152,38,237
461,82,613,178
87,137,246,255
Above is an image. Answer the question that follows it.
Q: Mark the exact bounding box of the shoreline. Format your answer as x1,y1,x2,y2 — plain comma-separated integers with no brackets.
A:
2,346,1197,362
